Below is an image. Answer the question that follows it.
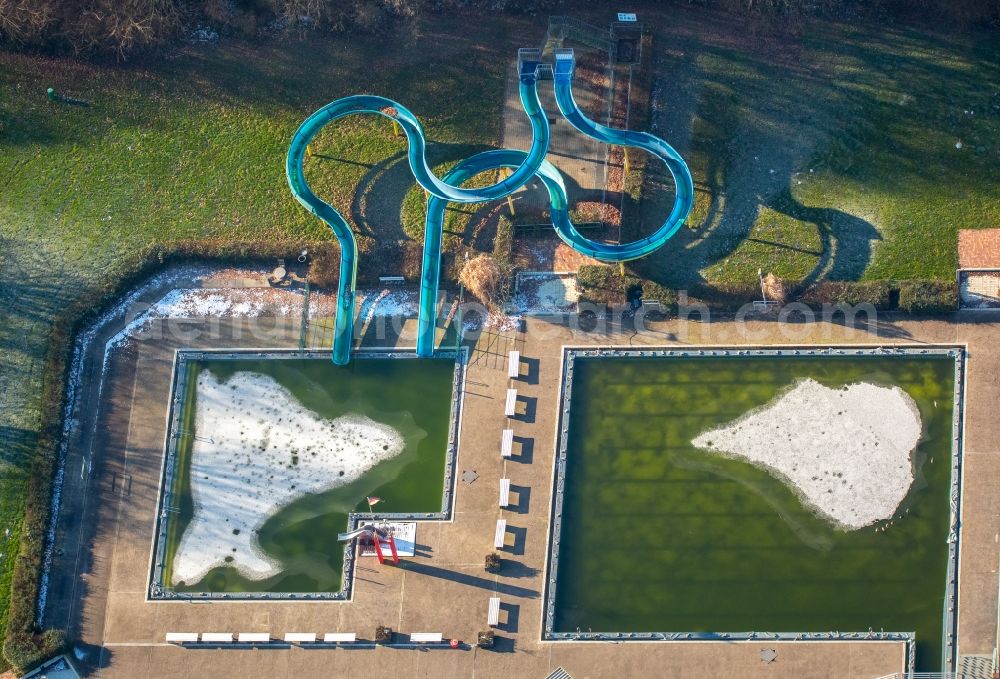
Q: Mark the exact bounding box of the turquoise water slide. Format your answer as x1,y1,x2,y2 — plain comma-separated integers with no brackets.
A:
550,48,694,260
286,54,550,365
286,48,693,365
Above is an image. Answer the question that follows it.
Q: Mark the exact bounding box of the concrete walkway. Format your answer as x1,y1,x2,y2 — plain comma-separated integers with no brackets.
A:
43,300,1000,678
502,55,610,212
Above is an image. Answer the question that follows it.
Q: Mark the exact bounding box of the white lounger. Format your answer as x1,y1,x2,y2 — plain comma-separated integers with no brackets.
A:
284,632,317,643
500,428,513,458
507,351,520,379
494,519,507,549
238,632,270,644
487,597,501,627
200,633,234,644
499,478,511,508
505,389,517,417
410,632,443,643
165,632,198,644
323,632,357,643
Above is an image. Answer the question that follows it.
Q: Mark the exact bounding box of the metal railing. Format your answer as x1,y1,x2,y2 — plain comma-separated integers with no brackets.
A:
547,15,613,51
875,673,971,679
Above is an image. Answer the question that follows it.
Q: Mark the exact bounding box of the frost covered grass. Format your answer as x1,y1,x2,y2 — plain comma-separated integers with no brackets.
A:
692,379,923,530
514,273,579,314
171,370,405,585
0,21,512,648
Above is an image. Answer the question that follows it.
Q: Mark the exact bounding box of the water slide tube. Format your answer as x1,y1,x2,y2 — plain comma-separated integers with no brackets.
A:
415,49,694,354
288,48,693,363
286,53,550,365
549,48,694,260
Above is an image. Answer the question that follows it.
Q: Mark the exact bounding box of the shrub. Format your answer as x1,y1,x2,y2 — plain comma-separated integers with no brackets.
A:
493,215,514,278
642,281,678,311
484,552,501,573
3,629,64,674
576,264,622,305
897,280,958,314
761,273,787,304
375,625,392,643
459,254,502,311
400,240,423,282
796,281,893,310
477,630,495,648
307,244,342,288
577,265,680,311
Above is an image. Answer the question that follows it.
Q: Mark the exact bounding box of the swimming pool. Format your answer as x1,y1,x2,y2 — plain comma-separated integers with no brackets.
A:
544,347,963,672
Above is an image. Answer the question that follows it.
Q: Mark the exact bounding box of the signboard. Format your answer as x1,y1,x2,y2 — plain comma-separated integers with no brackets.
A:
617,12,637,22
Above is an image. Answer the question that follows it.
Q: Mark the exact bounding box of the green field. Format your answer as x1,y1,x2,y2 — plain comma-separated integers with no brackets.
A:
0,2,997,650
161,357,455,593
555,355,955,671
633,14,999,289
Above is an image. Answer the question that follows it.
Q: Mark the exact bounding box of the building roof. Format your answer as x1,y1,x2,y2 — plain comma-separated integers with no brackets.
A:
958,229,1000,269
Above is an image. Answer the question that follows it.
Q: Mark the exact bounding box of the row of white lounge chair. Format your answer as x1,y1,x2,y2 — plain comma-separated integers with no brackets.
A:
487,350,523,630
165,631,445,644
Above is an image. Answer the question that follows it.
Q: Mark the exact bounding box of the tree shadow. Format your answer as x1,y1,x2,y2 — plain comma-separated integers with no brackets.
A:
73,642,113,676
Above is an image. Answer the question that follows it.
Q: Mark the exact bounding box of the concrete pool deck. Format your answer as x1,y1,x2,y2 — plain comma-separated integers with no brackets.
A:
43,306,1000,678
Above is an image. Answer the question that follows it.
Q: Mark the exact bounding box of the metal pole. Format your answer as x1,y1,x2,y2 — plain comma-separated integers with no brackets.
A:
456,253,468,352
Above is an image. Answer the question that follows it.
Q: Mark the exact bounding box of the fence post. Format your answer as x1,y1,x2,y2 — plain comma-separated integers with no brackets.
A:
299,280,310,354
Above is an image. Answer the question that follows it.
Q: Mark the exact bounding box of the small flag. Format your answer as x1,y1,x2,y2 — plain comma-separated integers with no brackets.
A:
366,496,382,506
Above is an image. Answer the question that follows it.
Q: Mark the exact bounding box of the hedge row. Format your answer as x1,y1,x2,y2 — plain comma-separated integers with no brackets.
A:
576,266,959,314
897,280,959,314
797,280,893,309
3,238,325,673
493,216,514,274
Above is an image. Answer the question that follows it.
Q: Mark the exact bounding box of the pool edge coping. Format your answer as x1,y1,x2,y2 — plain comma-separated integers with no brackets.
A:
146,346,467,603
540,343,967,677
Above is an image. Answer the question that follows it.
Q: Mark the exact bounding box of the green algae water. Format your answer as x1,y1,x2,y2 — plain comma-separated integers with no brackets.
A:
164,357,455,594
554,355,955,671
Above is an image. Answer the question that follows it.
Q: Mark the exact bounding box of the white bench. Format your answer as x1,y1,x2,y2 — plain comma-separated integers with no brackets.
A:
200,633,234,644
505,388,517,417
237,632,271,644
284,632,317,643
410,632,443,643
499,478,511,508
500,428,513,458
323,632,357,643
379,276,405,284
165,632,199,644
507,350,520,379
494,519,507,549
487,597,501,627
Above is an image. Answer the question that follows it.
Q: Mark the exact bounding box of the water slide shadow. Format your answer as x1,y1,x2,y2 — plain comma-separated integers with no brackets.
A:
632,45,883,298
348,142,491,243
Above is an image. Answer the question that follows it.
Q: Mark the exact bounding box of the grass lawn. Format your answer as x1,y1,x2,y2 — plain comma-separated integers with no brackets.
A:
0,12,522,655
0,1,998,655
624,6,999,291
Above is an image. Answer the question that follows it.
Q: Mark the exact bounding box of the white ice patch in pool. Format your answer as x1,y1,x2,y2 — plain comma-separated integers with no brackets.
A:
171,370,404,585
691,379,922,530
